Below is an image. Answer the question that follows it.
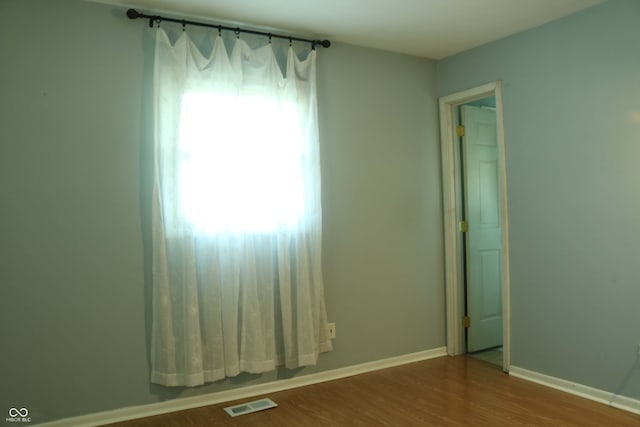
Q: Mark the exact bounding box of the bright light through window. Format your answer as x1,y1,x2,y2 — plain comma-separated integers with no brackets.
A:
177,92,306,235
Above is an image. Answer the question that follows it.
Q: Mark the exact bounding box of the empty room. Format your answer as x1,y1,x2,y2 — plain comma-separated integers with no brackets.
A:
1,0,639,425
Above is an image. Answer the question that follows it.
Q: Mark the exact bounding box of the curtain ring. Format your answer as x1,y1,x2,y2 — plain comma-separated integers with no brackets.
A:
218,25,222,37
182,21,186,32
288,37,292,47
312,41,316,50
155,17,161,28
268,33,272,44
234,28,240,39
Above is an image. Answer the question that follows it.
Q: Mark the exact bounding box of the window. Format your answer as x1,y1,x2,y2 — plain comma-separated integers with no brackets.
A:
177,92,306,235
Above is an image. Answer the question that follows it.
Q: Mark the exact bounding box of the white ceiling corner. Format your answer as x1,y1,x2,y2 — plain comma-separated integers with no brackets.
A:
89,0,606,59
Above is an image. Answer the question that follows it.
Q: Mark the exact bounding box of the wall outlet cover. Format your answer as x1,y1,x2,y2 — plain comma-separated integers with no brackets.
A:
328,323,336,339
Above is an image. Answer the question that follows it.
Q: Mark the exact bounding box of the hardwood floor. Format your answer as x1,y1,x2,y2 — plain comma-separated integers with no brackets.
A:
106,356,640,426
468,347,503,367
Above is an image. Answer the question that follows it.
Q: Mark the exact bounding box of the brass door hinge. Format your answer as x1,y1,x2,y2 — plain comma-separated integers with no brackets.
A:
463,316,471,328
456,125,465,137
459,220,469,233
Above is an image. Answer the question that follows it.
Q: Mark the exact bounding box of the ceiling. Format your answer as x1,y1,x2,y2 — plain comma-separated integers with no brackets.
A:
91,0,606,59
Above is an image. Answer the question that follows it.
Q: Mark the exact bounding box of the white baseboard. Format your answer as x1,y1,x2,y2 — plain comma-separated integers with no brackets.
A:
40,347,447,427
509,366,640,416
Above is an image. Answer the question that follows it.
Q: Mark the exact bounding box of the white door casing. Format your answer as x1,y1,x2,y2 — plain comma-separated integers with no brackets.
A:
439,81,511,372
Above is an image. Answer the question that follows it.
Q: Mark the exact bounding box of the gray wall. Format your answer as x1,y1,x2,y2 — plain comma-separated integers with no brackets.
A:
0,0,443,423
438,0,640,399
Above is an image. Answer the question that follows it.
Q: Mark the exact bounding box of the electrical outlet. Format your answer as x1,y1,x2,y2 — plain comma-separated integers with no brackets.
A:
327,323,336,339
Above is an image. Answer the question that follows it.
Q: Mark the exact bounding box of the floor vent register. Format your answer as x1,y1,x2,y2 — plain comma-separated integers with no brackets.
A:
224,398,278,417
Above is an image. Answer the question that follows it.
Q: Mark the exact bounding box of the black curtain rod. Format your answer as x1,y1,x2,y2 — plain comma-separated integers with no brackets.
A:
126,9,331,49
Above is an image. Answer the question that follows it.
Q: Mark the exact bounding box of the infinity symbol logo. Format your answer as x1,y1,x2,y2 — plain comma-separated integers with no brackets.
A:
8,408,28,417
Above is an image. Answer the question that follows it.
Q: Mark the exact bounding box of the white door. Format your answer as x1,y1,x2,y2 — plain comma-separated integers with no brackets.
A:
461,105,503,352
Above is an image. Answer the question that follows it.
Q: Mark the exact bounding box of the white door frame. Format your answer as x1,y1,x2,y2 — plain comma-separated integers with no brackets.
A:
439,81,511,371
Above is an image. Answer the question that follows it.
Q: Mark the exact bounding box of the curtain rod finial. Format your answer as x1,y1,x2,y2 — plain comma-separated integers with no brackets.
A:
126,9,141,19
318,40,331,48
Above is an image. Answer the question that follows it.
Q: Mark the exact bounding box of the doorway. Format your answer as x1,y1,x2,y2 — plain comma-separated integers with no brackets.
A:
439,82,511,372
459,99,503,366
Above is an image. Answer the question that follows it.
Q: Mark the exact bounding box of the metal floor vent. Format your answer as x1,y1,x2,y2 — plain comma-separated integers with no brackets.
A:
224,398,278,417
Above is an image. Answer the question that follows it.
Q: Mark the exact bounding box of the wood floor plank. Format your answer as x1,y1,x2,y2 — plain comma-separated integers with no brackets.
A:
105,356,640,426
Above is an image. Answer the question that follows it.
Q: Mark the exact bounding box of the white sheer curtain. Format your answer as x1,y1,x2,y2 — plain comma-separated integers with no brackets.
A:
150,28,332,387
